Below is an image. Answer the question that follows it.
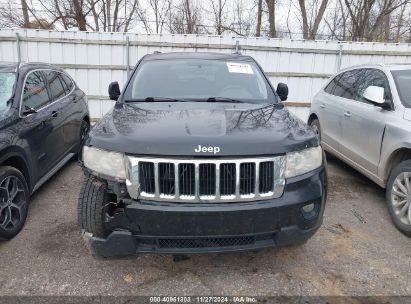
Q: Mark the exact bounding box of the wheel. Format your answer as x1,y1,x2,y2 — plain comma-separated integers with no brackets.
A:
78,119,90,159
386,160,411,237
0,166,29,240
309,119,321,141
78,175,111,238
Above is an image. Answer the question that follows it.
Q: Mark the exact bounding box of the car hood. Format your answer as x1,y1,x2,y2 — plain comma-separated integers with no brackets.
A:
0,108,19,129
88,102,318,156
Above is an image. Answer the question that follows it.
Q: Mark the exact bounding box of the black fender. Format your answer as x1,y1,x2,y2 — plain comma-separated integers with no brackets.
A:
0,146,34,193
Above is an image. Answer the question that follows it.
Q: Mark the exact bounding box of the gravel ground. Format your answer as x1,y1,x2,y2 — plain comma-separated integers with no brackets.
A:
0,156,410,297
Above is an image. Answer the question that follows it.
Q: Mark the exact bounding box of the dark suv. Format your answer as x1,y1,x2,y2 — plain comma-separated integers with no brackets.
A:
79,52,327,257
0,62,90,240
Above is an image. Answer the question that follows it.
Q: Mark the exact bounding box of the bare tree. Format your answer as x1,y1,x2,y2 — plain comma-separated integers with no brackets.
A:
285,0,293,38
393,2,407,41
344,0,408,41
147,0,172,33
184,0,195,33
256,0,263,36
106,0,112,31
210,0,227,35
222,0,254,36
265,0,276,38
21,0,30,27
87,0,142,32
298,0,329,39
73,0,87,30
170,0,202,34
33,0,90,30
88,0,100,31
0,1,23,28
3,0,411,43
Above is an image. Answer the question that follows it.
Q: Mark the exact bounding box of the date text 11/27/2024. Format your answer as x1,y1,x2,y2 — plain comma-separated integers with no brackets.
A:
149,296,257,303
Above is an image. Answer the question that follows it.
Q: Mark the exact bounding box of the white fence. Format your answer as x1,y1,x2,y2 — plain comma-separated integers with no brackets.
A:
2,28,411,121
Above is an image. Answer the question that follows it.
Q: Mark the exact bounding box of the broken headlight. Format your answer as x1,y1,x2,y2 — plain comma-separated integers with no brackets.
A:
285,146,323,178
82,146,127,181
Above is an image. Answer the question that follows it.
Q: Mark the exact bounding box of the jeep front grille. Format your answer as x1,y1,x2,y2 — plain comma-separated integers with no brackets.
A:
126,156,285,203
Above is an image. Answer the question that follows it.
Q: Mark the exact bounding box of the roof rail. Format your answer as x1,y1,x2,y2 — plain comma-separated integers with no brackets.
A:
342,63,385,69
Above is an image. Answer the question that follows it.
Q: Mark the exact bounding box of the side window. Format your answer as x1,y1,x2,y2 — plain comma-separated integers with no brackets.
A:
44,70,66,101
333,69,363,100
22,71,50,111
60,73,74,94
324,75,339,95
356,69,391,104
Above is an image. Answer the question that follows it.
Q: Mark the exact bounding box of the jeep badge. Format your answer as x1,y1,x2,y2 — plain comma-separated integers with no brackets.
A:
194,145,221,154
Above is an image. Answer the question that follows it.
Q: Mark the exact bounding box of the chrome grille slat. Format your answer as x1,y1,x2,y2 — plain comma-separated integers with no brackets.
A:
215,164,220,199
154,162,159,196
174,163,179,197
235,162,240,198
127,156,285,203
194,163,200,198
255,161,260,196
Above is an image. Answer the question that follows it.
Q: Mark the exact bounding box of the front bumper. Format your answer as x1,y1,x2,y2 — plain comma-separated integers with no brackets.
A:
86,166,327,257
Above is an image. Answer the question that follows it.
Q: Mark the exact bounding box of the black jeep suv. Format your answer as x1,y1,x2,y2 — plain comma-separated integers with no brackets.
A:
0,62,90,240
79,52,327,257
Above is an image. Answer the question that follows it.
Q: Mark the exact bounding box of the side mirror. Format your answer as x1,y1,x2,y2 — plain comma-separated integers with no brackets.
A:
363,86,385,106
276,83,288,101
108,81,121,101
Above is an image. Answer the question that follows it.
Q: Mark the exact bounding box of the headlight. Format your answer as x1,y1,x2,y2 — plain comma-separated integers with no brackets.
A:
285,146,323,178
83,146,127,180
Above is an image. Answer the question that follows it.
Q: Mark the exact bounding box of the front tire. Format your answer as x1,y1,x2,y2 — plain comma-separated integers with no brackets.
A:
386,160,411,237
0,166,29,240
78,175,111,238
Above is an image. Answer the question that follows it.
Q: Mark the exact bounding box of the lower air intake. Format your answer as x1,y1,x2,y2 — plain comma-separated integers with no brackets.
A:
158,236,255,249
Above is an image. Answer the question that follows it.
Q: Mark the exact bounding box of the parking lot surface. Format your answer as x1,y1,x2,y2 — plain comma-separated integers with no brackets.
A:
0,156,410,296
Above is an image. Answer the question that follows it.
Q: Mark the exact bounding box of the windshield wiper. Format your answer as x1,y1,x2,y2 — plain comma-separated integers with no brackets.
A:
125,97,193,103
125,96,245,103
206,97,243,103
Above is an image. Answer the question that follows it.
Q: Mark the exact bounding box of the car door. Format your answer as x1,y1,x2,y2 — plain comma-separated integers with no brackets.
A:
316,72,350,152
340,68,395,175
20,70,61,180
59,72,81,149
43,70,77,158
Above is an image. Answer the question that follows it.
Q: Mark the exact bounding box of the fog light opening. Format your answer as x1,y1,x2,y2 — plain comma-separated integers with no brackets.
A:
302,203,315,213
301,202,318,220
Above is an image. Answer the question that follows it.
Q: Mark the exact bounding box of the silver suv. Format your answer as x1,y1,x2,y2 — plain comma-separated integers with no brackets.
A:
309,63,411,237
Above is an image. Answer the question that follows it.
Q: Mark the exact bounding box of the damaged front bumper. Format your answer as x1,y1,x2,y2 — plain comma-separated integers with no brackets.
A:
84,166,327,258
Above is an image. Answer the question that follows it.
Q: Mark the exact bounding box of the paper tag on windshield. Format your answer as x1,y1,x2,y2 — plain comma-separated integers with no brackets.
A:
226,62,254,74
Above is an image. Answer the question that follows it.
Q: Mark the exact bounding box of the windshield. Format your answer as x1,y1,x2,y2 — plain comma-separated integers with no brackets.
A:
0,72,15,114
391,69,411,108
123,59,277,103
